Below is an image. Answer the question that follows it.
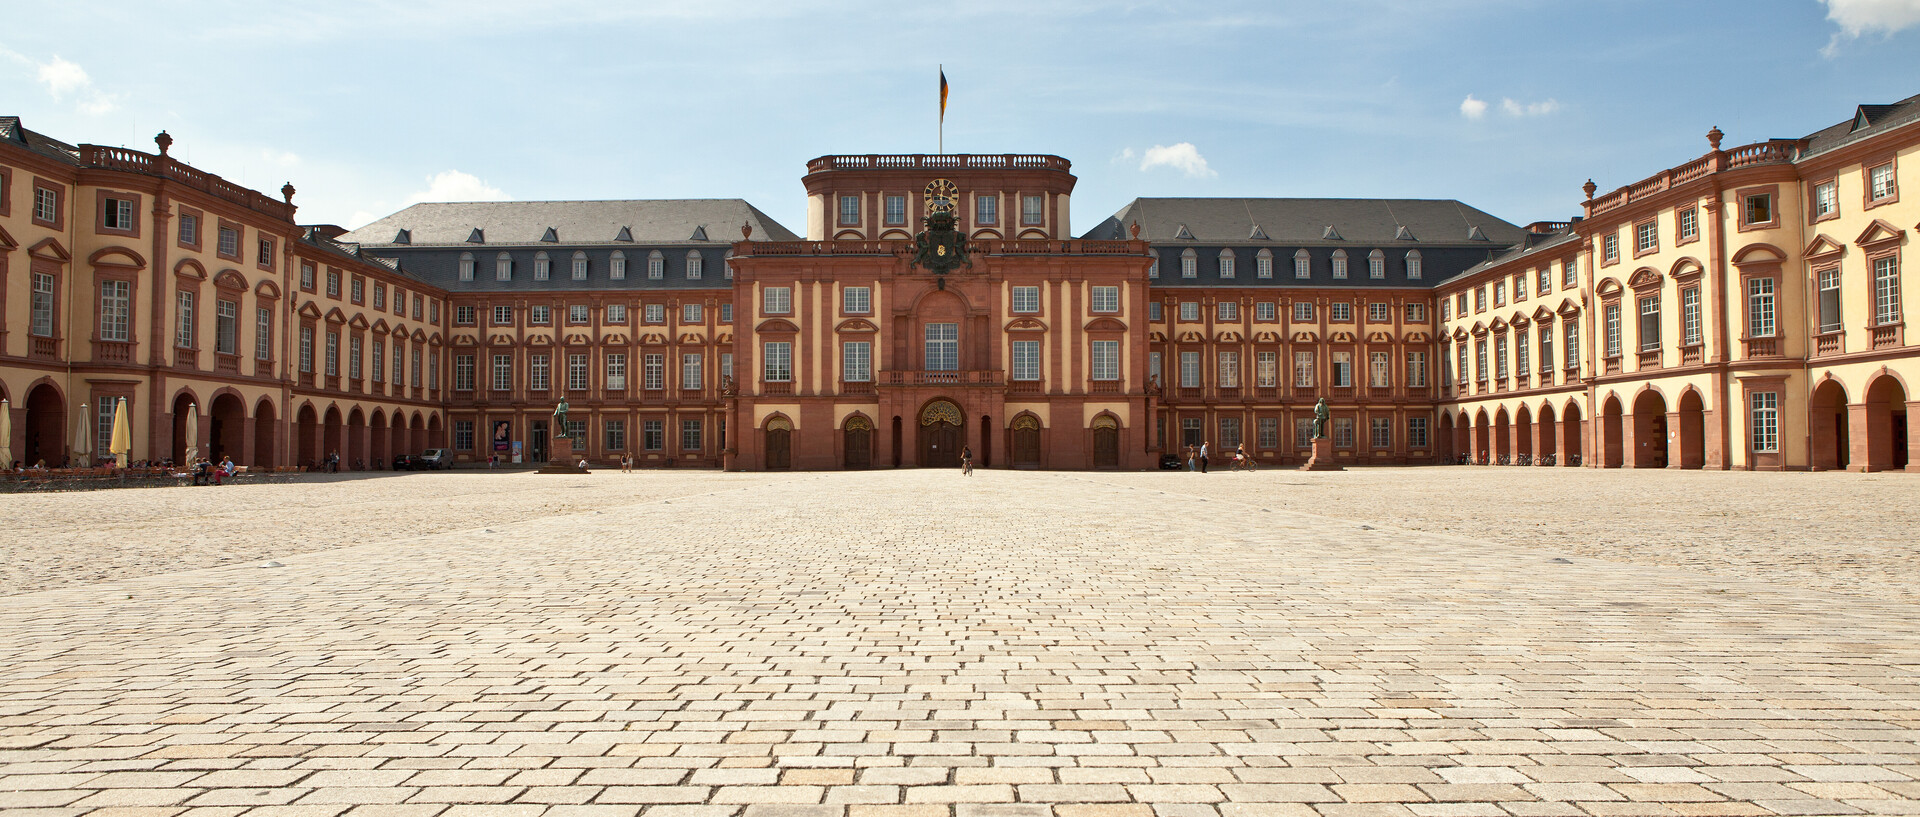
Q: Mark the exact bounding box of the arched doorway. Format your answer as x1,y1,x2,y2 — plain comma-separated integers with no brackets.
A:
843,415,872,469
918,400,964,468
428,413,444,448
323,406,344,468
1676,389,1705,469
23,383,64,468
1514,404,1533,461
1473,409,1490,464
890,416,902,468
1091,415,1120,468
1492,408,1511,464
1863,375,1910,471
764,416,791,470
1562,401,1584,466
390,411,407,462
979,416,992,469
1454,411,1471,462
254,399,278,469
1632,390,1668,469
1438,412,1455,462
409,412,425,455
346,408,368,469
370,409,389,468
1601,396,1624,468
209,393,246,466
172,393,197,464
1010,414,1041,468
1810,380,1850,471
1536,403,1558,462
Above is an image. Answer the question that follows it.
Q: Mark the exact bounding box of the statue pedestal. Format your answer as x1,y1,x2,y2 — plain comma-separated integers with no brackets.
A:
1299,436,1344,471
538,436,588,474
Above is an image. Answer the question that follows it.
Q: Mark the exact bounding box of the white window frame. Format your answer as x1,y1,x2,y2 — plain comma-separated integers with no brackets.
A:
763,286,792,315
1012,285,1040,313
843,286,871,314
1092,286,1120,313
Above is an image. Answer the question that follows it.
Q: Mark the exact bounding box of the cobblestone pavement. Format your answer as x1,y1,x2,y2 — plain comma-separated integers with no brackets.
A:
4,469,1920,817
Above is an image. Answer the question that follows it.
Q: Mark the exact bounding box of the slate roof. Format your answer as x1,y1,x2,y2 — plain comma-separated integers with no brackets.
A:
0,117,82,165
341,199,799,247
1454,226,1582,282
1081,198,1526,246
1801,92,1920,159
299,229,413,277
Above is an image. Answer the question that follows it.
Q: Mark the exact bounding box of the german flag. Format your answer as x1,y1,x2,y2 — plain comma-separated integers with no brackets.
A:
939,67,949,124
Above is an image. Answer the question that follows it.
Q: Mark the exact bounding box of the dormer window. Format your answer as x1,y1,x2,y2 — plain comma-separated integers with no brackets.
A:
1148,251,1159,279
495,252,512,281
1256,249,1273,278
610,251,626,280
1218,249,1235,279
1332,250,1348,280
1368,249,1384,279
1405,250,1423,280
1180,248,1197,278
459,252,475,281
723,250,734,279
687,250,703,280
571,251,588,281
648,251,664,279
533,251,551,281
1293,249,1311,279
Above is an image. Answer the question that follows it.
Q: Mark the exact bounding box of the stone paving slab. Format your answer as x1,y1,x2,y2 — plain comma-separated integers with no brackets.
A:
3,469,1919,817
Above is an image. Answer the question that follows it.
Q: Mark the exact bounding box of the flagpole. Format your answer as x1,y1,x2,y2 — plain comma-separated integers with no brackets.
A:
938,64,944,155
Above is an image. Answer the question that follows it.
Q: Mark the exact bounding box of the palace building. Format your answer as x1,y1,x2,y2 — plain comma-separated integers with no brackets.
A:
2,91,1915,472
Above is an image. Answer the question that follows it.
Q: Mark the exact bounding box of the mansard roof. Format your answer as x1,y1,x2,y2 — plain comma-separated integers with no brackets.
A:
1082,197,1526,246
341,199,799,247
1802,91,1920,159
0,116,82,165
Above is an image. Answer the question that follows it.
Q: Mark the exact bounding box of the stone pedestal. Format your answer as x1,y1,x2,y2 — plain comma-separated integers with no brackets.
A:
1299,436,1344,471
538,435,588,474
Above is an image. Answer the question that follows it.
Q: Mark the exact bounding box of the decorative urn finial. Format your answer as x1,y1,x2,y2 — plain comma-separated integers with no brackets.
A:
154,131,172,156
281,182,295,204
1128,221,1141,239
1707,125,1724,151
1582,179,1597,200
741,222,752,240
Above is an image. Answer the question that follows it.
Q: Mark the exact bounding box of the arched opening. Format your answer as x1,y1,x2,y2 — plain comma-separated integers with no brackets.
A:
297,404,320,467
410,412,426,456
171,393,197,464
1863,375,1911,471
1453,411,1472,462
1091,414,1120,468
1536,403,1558,461
979,416,992,469
843,415,872,469
1473,409,1491,464
1562,401,1584,466
1601,396,1625,468
764,416,792,470
23,383,65,468
253,399,278,469
323,406,344,469
428,413,445,448
1810,380,1850,471
1631,390,1669,469
1010,414,1042,468
1676,390,1706,470
1514,404,1533,460
918,399,964,468
390,411,407,464
208,393,246,466
1438,412,1455,462
891,416,902,468
1492,408,1511,464
370,409,389,469
346,407,367,469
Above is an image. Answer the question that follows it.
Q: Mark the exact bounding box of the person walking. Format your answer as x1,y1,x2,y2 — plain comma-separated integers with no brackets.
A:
1185,444,1196,472
1199,441,1210,473
959,445,974,476
621,454,632,473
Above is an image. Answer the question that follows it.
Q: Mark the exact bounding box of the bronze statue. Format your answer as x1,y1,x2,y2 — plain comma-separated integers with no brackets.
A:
552,398,570,441
1311,397,1331,439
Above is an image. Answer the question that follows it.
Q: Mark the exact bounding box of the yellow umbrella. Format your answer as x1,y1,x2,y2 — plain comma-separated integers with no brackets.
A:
183,402,198,463
73,403,91,463
0,398,12,468
110,397,131,469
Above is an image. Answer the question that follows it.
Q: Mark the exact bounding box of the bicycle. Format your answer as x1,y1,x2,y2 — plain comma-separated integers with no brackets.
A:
961,457,973,477
1231,454,1258,472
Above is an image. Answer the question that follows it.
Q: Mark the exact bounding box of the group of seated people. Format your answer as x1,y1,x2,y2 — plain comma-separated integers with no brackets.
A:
189,456,239,485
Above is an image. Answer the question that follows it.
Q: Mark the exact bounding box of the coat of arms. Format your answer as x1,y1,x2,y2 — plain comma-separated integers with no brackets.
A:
910,178,971,277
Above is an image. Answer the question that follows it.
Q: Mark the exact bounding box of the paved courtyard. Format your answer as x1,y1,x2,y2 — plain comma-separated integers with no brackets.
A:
4,468,1920,817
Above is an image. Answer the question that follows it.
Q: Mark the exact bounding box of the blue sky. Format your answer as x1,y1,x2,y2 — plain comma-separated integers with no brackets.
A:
7,1,1920,236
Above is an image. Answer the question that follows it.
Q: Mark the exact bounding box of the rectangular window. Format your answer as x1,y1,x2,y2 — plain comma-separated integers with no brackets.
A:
643,353,665,390
1818,269,1843,334
300,327,314,373
721,352,733,380
1741,278,1774,338
1022,195,1044,224
256,307,272,361
371,341,385,383
1180,301,1200,321
924,322,958,371
644,303,665,324
258,238,275,267
611,255,626,280
349,336,363,380
1182,418,1203,448
1408,417,1429,449
1181,253,1197,278
1370,351,1390,388
976,195,997,225
96,396,117,458
1257,417,1279,449
456,305,475,325
1634,220,1658,254
1681,288,1702,346
1679,208,1698,241
1538,266,1552,294
394,342,406,385
1493,281,1506,306
676,303,698,324
1406,253,1422,280
412,347,422,386
1638,296,1661,352
34,186,58,223
569,304,589,325
572,256,588,281
430,301,440,324
326,332,340,377
1602,233,1619,263
454,353,473,390
103,196,134,230
1333,417,1354,449
175,291,195,348
1605,303,1622,357
491,354,511,391
1148,351,1161,384
762,343,792,382
494,305,514,326
1219,417,1242,449
1368,303,1390,323
1294,254,1310,279
1869,163,1896,201
1406,351,1427,387
1331,303,1351,322
1295,417,1313,448
842,341,872,383
1743,193,1772,225
1094,341,1121,381
565,353,588,391
1475,338,1488,381
1180,351,1201,388
1092,285,1120,313
1751,392,1779,452
605,353,627,390
215,299,237,355
530,305,551,325
180,213,199,245
763,286,791,314
838,195,860,225
1457,342,1468,383
496,255,513,281
1011,285,1039,313
842,286,871,314
1405,303,1426,323
680,353,702,390
1874,255,1901,325
604,420,626,452
1371,418,1391,449
98,281,130,342
1514,273,1528,300
1565,319,1580,368
1369,255,1385,279
1294,350,1314,387
1217,301,1237,322
351,278,364,304
453,420,475,451
606,304,627,324
644,420,664,451
1256,351,1277,387
1814,180,1838,218
372,283,386,310
1539,326,1553,373
1515,333,1529,374
1257,255,1272,278
1495,336,1508,379
1293,302,1314,322
1214,350,1239,388
218,225,240,258
682,419,703,452
648,254,664,279
1220,253,1236,279
1011,340,1041,381
1149,302,1163,322
1256,302,1276,321
884,195,906,225
1332,255,1347,279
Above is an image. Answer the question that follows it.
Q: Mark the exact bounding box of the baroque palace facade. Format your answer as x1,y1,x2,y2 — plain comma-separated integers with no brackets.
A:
1,91,1915,472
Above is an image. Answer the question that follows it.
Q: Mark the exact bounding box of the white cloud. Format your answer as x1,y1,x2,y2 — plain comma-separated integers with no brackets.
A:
1137,143,1216,178
1500,97,1560,116
1822,0,1920,54
1459,95,1488,120
403,170,510,205
261,149,302,167
29,54,120,115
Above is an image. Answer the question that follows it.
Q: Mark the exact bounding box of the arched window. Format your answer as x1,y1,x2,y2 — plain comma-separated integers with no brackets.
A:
533,251,551,281
1180,248,1197,278
1332,249,1348,279
494,252,512,281
687,250,703,280
1293,249,1311,279
648,250,664,279
1256,248,1273,278
1406,250,1423,280
1218,249,1236,279
610,250,626,280
458,252,475,282
1368,249,1385,279
571,251,588,281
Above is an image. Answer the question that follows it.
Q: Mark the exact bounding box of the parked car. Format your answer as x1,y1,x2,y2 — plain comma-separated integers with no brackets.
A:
418,449,453,470
392,454,423,471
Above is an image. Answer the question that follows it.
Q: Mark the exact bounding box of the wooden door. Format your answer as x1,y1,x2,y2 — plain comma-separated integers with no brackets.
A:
765,428,790,470
1093,426,1119,468
1011,417,1041,468
922,422,960,468
844,427,871,469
